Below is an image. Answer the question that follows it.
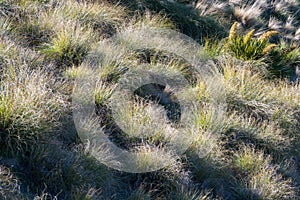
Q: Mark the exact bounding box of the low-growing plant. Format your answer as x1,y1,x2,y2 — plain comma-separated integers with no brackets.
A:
116,0,226,41
204,37,225,57
0,0,300,199
204,22,281,62
233,146,296,200
128,187,151,200
266,40,300,78
53,0,127,38
0,63,66,155
226,22,278,60
169,187,213,200
42,25,92,67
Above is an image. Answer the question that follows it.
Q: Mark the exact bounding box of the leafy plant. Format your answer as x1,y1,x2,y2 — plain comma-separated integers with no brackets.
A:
266,41,300,78
226,22,278,60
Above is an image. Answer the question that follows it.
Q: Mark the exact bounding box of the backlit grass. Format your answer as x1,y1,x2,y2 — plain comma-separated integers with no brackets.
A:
0,0,299,199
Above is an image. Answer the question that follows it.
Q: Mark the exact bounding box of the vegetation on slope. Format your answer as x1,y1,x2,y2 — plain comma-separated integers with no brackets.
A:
0,0,299,199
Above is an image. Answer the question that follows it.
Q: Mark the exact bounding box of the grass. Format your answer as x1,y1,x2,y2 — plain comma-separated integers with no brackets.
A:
0,56,66,155
0,165,22,199
233,146,296,199
41,23,93,67
0,0,299,199
195,0,300,41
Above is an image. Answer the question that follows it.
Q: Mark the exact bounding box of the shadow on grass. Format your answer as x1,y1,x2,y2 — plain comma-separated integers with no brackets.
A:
108,0,227,43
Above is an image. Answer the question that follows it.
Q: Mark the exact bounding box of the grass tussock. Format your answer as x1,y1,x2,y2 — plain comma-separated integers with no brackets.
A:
41,24,93,67
233,146,297,199
0,64,66,155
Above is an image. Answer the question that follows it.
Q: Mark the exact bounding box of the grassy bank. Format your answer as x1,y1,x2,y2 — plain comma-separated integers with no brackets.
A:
0,0,299,199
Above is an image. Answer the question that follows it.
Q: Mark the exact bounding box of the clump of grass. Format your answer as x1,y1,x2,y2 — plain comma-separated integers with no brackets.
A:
71,187,100,200
195,0,231,19
221,57,270,101
233,2,263,28
234,146,270,174
16,20,53,47
33,191,60,200
53,0,127,38
228,113,292,157
42,23,93,67
194,0,300,48
64,65,87,80
169,187,213,200
110,96,175,144
217,55,298,159
186,95,229,158
17,142,113,199
0,0,53,47
186,147,230,198
0,63,66,155
94,81,116,106
233,146,296,200
118,0,226,41
126,11,175,30
129,154,190,197
128,187,151,200
220,55,297,105
204,37,224,57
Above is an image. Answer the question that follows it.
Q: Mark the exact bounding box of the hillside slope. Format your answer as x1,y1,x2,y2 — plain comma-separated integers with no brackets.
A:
0,0,299,199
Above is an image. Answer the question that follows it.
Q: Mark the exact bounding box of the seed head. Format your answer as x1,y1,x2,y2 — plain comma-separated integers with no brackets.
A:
262,44,277,54
244,29,255,44
229,22,238,40
258,30,278,42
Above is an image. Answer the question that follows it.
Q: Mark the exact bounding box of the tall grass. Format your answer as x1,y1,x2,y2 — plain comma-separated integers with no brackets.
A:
0,47,66,155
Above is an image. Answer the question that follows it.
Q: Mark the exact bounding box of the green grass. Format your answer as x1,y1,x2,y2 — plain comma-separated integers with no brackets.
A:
0,59,66,155
233,146,296,199
41,25,93,67
0,0,299,199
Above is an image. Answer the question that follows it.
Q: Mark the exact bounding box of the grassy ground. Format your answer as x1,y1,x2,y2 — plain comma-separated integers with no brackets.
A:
0,0,299,199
